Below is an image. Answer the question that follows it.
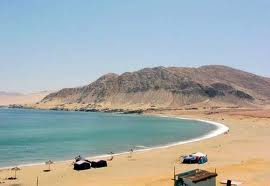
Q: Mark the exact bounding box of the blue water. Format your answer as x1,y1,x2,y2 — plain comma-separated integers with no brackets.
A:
0,108,217,167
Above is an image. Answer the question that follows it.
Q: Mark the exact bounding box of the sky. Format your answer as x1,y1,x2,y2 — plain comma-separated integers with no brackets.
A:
0,0,269,93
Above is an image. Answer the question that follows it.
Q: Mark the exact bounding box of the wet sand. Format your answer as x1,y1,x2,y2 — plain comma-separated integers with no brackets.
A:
0,109,269,186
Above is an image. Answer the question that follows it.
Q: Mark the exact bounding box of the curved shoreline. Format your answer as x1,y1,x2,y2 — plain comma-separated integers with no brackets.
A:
0,115,229,170
120,115,229,153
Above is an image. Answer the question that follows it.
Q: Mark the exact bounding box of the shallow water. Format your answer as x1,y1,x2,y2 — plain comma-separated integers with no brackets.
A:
0,108,217,167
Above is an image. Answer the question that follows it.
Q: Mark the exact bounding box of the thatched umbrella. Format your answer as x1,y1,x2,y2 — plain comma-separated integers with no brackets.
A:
45,160,54,171
11,166,21,179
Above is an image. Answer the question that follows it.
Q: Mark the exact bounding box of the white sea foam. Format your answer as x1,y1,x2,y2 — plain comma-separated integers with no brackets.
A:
86,116,229,159
135,145,149,149
0,115,228,170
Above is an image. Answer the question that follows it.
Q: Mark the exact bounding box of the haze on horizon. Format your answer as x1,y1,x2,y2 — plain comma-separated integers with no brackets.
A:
0,0,269,93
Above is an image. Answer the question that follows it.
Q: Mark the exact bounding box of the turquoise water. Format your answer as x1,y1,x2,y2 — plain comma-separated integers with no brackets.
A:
0,108,217,167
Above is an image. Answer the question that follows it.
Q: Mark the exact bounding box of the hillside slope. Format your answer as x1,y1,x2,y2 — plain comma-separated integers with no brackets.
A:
35,65,270,111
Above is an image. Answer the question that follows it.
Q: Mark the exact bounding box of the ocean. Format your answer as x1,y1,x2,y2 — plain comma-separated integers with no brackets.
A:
0,108,219,168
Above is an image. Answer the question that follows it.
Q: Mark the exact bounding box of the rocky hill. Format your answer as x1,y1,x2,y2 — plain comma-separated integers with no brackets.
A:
35,65,270,111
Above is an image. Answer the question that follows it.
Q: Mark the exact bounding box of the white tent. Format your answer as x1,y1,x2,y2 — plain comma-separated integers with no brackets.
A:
192,152,207,157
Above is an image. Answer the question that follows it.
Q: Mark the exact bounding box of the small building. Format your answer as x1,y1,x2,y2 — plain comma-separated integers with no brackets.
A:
174,169,217,186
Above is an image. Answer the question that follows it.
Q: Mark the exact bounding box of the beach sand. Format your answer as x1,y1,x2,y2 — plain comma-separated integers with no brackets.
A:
0,109,270,186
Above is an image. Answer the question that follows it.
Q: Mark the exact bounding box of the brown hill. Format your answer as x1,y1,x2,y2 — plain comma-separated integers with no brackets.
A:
36,65,270,111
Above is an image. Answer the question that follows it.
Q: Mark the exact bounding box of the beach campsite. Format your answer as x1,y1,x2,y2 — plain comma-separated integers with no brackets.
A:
1,1,270,185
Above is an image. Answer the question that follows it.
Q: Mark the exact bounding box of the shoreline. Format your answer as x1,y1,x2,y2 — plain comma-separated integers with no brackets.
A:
0,114,228,170
1,109,270,185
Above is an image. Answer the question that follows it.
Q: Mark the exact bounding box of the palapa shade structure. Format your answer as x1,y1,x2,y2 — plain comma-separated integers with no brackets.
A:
45,160,54,171
11,166,21,179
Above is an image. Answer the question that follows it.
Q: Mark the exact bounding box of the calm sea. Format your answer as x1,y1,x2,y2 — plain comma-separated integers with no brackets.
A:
0,108,217,167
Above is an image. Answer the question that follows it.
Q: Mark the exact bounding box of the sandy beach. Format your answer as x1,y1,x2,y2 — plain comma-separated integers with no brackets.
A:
2,0,270,185
0,109,270,186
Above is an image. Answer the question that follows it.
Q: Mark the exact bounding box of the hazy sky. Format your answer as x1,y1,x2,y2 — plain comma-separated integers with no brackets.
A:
1,1,269,93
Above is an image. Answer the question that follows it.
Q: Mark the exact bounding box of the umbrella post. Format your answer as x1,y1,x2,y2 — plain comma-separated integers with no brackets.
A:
11,166,20,179
45,160,53,172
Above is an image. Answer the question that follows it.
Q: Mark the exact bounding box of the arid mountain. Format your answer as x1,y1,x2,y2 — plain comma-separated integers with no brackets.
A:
36,65,270,111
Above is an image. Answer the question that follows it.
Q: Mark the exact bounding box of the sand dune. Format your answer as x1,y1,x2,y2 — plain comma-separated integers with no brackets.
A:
0,91,51,106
